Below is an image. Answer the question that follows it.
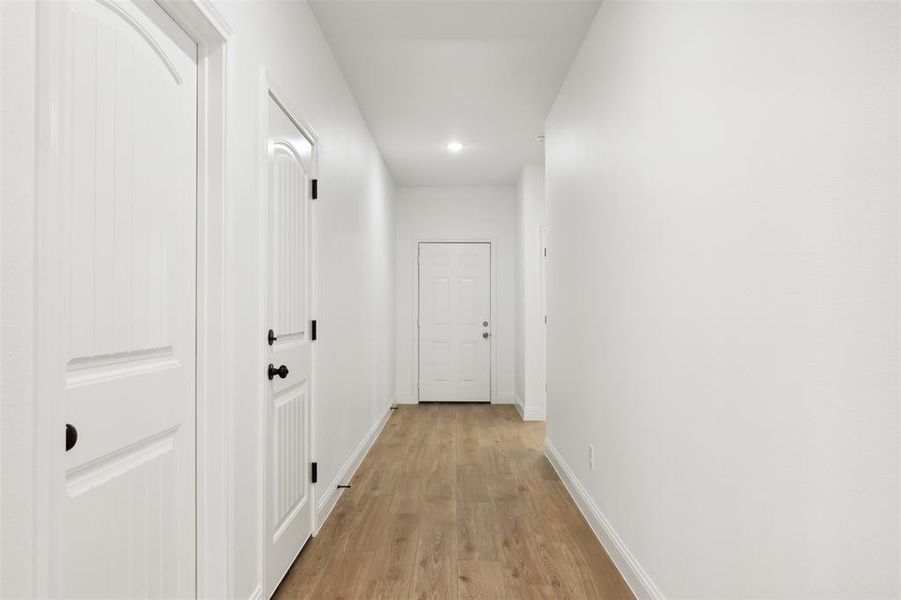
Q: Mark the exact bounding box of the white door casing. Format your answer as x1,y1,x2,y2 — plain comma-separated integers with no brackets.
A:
263,89,316,597
418,243,492,403
35,1,198,597
540,227,548,411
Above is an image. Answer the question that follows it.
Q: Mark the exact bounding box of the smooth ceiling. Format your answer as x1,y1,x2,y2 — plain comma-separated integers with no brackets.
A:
309,1,602,186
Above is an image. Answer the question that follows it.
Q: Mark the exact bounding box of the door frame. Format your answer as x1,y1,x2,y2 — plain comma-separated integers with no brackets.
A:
413,239,497,404
539,227,548,416
26,1,234,598
256,69,320,594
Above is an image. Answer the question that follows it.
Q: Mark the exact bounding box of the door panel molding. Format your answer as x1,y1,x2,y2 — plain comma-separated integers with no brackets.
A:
412,239,498,404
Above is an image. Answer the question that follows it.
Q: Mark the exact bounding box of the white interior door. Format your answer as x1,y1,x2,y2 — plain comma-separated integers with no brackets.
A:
264,92,315,596
418,243,491,402
38,1,198,597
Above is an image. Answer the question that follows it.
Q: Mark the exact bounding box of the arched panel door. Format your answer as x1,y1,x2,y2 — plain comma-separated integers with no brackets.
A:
37,1,198,597
264,91,316,597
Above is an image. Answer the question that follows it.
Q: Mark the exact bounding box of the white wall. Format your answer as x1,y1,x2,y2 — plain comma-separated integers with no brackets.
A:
212,2,395,597
545,1,899,598
395,187,516,404
514,165,547,420
0,2,37,595
0,1,396,598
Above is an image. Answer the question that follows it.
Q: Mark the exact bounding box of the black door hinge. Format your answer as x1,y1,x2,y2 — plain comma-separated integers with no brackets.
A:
311,319,317,341
311,179,318,200
311,462,318,484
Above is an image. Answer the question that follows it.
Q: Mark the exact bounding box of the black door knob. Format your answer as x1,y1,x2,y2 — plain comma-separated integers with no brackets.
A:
268,364,289,380
65,423,78,451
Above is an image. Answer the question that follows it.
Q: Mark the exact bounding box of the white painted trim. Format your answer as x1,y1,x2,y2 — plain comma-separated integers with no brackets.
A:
538,226,548,420
494,393,515,405
412,238,498,404
315,402,393,532
395,394,417,405
544,438,664,600
31,4,57,594
522,406,546,421
511,393,544,420
153,3,234,597
513,393,525,418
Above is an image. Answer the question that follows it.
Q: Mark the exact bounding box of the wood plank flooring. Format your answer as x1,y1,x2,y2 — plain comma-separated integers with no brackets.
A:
274,404,633,600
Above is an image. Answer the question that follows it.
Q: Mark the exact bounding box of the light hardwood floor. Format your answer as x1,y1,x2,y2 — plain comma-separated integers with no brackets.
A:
274,404,633,600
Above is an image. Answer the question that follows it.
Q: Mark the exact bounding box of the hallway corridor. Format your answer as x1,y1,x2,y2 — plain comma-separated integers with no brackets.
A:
274,405,632,599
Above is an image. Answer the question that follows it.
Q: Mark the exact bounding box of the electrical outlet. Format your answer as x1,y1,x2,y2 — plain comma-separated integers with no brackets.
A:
588,444,595,471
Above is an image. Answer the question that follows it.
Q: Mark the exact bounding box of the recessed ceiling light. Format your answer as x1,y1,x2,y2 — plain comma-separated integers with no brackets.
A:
446,141,464,153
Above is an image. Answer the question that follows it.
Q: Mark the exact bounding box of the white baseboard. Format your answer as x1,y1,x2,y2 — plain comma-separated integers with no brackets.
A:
314,401,393,533
494,393,515,405
513,393,525,418
522,405,546,421
395,393,416,404
397,394,517,406
512,393,545,421
544,438,664,600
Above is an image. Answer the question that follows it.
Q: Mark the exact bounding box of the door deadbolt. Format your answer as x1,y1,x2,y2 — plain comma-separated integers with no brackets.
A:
482,321,489,327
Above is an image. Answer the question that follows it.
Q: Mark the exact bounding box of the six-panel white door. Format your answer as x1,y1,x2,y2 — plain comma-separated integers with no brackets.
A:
418,243,491,402
264,92,316,597
37,0,198,597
